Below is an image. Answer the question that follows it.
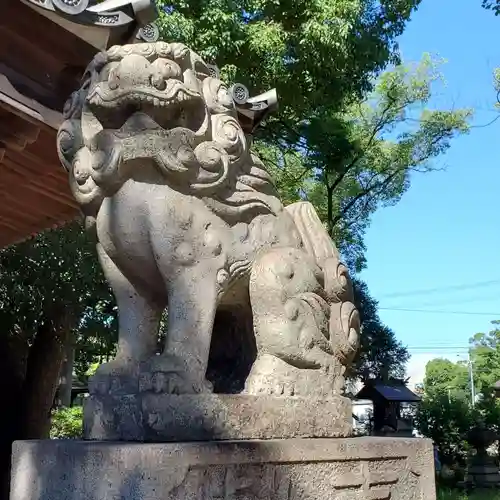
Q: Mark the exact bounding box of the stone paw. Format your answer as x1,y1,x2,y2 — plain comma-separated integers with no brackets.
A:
89,357,140,395
269,381,296,396
148,371,213,394
95,357,138,377
140,354,213,394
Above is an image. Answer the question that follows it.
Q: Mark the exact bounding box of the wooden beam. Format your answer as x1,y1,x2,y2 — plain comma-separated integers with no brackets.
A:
2,158,78,208
0,0,96,111
0,108,40,151
0,74,63,130
24,2,111,51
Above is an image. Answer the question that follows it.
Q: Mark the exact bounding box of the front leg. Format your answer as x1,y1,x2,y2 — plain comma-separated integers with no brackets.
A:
95,244,163,375
146,264,221,394
144,201,231,394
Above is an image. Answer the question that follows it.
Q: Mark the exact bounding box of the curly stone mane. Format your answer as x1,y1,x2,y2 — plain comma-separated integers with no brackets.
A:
57,42,282,224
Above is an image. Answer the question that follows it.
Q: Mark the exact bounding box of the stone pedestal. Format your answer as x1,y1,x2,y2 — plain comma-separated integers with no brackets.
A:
10,437,435,500
464,425,500,489
84,392,352,441
466,458,500,488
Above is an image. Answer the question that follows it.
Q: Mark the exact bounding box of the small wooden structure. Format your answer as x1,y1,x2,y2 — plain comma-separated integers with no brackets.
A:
355,378,421,437
0,0,158,248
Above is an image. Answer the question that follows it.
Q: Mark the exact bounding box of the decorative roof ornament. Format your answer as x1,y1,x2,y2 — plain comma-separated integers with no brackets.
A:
203,63,278,134
23,0,159,38
135,20,160,43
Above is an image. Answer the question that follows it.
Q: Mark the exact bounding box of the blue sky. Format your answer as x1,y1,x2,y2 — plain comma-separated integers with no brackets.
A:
359,0,500,381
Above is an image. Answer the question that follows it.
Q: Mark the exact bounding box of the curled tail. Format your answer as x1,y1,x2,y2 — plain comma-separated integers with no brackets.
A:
285,201,360,365
285,201,339,268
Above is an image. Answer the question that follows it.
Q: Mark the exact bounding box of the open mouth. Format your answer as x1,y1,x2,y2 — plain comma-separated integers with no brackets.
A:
86,80,207,134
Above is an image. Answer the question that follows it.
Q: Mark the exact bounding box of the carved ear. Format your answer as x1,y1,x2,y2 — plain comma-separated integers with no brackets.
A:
57,119,83,172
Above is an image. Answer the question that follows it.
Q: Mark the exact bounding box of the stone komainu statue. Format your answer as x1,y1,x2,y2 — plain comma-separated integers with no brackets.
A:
57,42,360,400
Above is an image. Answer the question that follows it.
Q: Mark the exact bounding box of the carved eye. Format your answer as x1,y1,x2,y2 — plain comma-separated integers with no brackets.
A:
152,58,182,81
99,62,118,83
150,73,166,91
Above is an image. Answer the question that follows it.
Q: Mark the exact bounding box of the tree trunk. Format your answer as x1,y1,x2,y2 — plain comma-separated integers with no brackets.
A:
326,183,334,235
19,316,72,439
0,335,28,500
0,313,73,500
55,336,75,408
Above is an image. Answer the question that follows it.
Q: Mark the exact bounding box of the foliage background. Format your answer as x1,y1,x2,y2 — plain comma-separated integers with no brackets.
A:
415,321,500,469
50,407,83,439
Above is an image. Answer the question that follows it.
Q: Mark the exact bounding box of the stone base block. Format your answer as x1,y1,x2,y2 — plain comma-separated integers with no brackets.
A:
466,456,500,487
84,393,352,441
10,437,436,500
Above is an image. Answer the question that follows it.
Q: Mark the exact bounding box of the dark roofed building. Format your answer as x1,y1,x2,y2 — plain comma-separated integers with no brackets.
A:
355,378,421,437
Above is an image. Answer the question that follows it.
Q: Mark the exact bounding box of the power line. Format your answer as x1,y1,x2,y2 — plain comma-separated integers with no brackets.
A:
379,307,500,316
406,344,471,351
407,348,469,352
407,347,470,351
406,345,470,349
377,279,500,299
387,294,500,309
404,114,500,129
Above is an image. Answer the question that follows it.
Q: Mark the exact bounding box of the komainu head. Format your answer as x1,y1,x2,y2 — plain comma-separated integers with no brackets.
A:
57,42,280,221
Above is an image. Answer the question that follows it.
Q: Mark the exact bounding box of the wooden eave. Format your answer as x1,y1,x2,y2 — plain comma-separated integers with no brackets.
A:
22,1,112,51
0,90,80,248
0,0,100,248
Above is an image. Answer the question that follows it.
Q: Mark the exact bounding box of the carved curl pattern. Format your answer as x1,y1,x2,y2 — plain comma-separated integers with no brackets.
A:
284,202,361,369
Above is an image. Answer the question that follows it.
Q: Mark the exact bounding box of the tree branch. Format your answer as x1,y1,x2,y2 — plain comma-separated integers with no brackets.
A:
325,86,400,197
331,168,403,227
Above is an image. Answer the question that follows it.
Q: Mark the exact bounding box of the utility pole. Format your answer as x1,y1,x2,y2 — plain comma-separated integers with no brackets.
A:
468,351,475,407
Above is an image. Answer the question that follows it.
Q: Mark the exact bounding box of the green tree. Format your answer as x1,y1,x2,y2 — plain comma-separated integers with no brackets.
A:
156,0,423,120
0,222,113,497
415,323,500,467
349,279,409,381
482,0,500,15
423,358,470,401
468,322,500,434
261,54,472,269
50,406,83,439
155,3,472,269
470,321,500,394
419,323,500,410
415,358,475,466
415,391,473,466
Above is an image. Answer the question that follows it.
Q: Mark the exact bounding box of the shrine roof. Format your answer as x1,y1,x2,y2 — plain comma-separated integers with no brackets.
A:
355,379,421,403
